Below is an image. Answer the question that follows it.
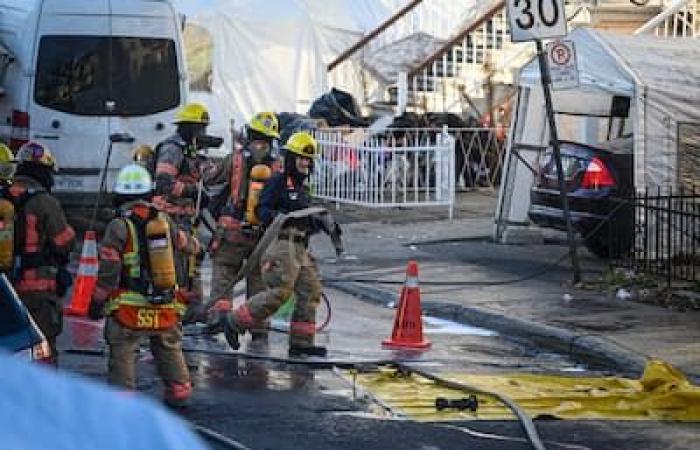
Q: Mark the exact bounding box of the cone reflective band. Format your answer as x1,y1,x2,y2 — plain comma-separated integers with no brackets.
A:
382,260,431,350
65,231,99,316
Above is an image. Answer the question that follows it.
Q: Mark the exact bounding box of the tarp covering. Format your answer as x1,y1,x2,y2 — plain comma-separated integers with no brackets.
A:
355,360,700,422
0,353,208,450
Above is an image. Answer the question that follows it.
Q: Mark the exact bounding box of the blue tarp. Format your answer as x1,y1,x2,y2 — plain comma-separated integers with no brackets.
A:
0,353,209,450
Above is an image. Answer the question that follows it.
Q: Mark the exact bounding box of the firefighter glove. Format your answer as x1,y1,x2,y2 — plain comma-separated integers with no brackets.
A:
88,300,105,321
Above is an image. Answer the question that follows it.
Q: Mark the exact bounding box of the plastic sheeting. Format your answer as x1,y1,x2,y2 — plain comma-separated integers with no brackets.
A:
355,360,700,422
0,353,208,450
192,0,386,128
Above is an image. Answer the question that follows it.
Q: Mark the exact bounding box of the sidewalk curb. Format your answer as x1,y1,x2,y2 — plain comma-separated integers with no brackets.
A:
327,281,649,376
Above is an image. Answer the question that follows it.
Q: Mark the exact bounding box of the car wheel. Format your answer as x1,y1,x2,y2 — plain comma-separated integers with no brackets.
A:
584,214,634,259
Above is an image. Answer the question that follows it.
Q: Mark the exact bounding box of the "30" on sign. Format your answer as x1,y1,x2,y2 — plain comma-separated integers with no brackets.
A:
507,0,567,42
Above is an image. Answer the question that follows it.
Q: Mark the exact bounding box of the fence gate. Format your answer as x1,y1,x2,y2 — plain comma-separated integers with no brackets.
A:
311,128,456,218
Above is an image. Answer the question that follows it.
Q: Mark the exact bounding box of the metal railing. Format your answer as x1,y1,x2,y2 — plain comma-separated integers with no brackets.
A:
407,2,524,113
634,0,699,38
311,127,456,218
610,187,700,287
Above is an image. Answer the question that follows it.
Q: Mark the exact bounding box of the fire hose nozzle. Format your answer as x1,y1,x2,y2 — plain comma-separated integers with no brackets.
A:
435,395,478,412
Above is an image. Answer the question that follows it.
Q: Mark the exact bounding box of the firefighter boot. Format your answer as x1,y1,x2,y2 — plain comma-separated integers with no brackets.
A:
288,345,327,358
223,312,245,351
164,382,192,408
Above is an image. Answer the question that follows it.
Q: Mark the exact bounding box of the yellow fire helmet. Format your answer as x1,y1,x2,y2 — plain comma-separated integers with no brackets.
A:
132,144,154,163
175,102,210,125
15,141,58,172
248,112,280,139
284,131,317,158
0,143,15,181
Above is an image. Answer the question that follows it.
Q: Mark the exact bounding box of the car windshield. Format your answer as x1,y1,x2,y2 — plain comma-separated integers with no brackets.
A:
35,36,180,116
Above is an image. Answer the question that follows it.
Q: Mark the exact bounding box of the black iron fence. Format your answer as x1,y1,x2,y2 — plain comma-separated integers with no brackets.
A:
609,187,700,287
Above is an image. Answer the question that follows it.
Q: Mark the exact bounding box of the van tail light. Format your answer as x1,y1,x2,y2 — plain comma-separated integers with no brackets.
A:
581,156,616,190
10,110,30,150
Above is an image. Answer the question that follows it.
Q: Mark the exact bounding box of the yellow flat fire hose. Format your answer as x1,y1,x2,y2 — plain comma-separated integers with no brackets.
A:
353,360,700,423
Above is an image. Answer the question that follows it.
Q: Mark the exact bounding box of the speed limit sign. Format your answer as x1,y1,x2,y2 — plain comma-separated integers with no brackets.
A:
507,0,567,42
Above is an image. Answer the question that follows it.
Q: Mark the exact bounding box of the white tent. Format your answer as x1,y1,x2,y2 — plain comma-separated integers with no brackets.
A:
189,0,392,135
178,0,484,144
495,27,700,241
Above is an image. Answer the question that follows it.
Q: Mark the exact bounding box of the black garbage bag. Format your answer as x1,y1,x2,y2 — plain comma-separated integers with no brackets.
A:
308,88,368,127
277,112,323,144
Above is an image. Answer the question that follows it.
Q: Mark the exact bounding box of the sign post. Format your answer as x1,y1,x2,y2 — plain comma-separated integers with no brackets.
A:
507,0,581,283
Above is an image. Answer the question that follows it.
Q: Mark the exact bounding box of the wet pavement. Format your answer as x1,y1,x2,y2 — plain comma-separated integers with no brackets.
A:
58,287,700,449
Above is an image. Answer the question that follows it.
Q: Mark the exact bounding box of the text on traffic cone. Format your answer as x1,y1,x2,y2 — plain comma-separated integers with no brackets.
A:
382,260,431,350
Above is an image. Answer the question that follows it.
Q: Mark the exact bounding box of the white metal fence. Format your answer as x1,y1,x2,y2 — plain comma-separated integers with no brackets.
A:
311,128,456,218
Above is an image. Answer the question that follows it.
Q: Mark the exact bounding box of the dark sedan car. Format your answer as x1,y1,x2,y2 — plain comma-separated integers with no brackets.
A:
529,138,634,257
0,273,52,361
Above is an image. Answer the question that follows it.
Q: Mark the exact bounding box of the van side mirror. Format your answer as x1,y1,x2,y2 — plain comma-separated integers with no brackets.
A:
179,13,187,32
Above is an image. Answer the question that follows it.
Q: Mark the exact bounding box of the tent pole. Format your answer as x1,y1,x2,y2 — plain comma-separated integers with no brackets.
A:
536,39,581,283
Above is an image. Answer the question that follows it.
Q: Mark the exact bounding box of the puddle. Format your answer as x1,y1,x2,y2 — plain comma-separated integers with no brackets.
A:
423,316,497,337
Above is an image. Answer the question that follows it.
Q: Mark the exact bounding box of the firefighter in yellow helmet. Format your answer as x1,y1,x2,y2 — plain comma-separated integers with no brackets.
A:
202,112,281,345
152,103,210,310
88,163,200,406
211,131,327,357
5,141,75,365
132,144,155,174
0,143,15,188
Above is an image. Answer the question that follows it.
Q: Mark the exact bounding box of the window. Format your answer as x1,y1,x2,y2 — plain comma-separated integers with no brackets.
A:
35,36,180,116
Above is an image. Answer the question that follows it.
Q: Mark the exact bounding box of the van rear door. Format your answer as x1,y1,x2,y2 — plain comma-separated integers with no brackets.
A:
108,1,185,183
31,0,185,204
31,1,111,198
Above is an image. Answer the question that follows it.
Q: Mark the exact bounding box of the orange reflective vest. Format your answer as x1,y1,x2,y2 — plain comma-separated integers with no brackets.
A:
106,218,185,330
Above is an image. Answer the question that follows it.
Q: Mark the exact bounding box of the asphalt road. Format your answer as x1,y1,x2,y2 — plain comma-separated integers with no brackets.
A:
59,288,700,450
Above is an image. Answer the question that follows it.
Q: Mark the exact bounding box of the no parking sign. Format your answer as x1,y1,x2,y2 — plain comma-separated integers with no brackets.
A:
546,40,579,90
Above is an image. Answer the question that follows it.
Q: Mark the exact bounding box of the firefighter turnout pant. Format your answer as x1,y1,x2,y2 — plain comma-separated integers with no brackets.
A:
104,317,190,398
233,231,322,348
211,235,267,338
171,215,203,311
21,293,62,363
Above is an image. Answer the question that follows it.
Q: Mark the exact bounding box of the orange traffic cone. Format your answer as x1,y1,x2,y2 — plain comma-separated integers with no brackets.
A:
64,231,98,316
382,260,431,350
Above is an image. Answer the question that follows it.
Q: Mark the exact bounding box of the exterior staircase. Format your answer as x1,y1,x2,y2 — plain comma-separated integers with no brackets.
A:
329,0,698,119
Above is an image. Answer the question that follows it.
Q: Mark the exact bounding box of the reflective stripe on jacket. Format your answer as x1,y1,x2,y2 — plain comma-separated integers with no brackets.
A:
153,135,200,218
9,176,75,294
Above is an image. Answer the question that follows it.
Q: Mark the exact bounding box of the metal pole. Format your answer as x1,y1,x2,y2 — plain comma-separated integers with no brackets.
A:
536,40,581,283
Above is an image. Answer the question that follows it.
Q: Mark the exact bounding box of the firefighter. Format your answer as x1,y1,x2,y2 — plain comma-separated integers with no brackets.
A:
88,164,200,406
214,131,327,357
5,141,75,365
153,103,210,311
205,112,280,344
132,144,155,173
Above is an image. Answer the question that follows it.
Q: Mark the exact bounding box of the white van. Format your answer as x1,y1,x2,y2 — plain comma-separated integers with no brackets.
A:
0,0,188,207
